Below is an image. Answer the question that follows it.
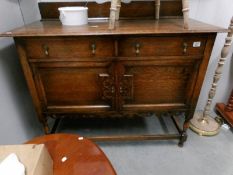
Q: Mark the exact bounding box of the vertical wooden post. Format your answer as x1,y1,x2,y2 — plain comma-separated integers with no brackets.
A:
155,0,161,20
116,0,121,20
225,89,233,112
190,17,233,135
203,17,233,118
109,0,118,29
182,0,190,29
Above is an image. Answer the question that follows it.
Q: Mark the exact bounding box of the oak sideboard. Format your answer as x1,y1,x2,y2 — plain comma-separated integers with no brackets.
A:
1,1,225,146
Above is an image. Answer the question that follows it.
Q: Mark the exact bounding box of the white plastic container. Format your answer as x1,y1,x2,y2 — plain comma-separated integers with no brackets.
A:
58,7,88,26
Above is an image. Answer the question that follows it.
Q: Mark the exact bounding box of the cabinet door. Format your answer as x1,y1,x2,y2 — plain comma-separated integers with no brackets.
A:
119,58,200,112
31,60,115,114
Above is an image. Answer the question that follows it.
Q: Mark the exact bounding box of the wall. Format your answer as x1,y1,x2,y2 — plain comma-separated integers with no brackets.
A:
18,0,41,24
0,0,42,144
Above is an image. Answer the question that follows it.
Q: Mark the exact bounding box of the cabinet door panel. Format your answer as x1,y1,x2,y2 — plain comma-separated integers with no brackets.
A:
120,59,199,111
32,61,113,113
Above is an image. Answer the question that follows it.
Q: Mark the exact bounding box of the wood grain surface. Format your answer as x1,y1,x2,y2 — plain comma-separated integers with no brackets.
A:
26,134,117,175
2,10,226,145
38,1,183,20
1,19,225,37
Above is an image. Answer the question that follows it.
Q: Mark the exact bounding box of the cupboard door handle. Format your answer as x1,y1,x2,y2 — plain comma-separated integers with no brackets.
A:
120,74,133,99
135,43,141,55
183,42,188,54
43,45,49,56
99,73,115,100
91,43,96,55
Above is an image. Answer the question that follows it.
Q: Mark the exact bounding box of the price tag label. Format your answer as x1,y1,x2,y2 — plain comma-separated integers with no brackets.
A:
193,41,201,47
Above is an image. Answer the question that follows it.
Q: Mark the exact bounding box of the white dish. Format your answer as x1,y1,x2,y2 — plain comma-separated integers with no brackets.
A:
58,7,88,26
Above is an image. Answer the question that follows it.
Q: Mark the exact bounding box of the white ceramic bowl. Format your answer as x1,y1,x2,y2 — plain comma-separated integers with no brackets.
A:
58,7,88,26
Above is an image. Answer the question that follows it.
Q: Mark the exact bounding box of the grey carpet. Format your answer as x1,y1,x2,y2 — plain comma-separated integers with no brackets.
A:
56,115,233,175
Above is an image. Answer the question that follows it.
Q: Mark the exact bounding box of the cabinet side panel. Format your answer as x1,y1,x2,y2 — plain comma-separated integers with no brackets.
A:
14,39,45,123
188,34,217,118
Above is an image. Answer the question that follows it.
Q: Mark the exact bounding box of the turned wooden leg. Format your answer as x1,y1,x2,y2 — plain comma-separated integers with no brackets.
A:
182,0,190,29
178,113,190,147
115,0,121,21
155,0,161,20
51,118,61,134
41,117,50,134
225,89,233,112
109,0,118,29
203,17,233,117
216,88,233,127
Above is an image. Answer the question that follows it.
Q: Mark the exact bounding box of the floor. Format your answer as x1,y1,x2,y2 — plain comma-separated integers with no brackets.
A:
56,114,233,175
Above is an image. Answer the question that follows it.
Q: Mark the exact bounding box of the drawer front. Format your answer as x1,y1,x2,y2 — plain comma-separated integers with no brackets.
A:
25,37,115,59
118,36,207,57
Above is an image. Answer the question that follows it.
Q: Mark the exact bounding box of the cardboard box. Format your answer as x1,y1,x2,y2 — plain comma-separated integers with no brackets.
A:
0,144,53,175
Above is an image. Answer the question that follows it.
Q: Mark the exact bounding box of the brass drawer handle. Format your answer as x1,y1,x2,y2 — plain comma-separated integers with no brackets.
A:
111,86,115,93
135,43,141,55
43,45,49,56
120,86,123,93
91,43,96,55
183,42,188,54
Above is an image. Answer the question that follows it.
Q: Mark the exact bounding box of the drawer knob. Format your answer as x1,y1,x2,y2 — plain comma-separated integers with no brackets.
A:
135,43,141,55
43,45,49,56
91,43,96,55
111,86,115,93
120,86,123,93
183,42,188,54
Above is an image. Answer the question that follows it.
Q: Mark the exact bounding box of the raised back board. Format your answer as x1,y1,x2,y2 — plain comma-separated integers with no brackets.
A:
39,0,183,20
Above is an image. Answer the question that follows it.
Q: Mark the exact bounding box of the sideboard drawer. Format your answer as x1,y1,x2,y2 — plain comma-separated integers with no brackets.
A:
118,36,207,57
25,37,115,59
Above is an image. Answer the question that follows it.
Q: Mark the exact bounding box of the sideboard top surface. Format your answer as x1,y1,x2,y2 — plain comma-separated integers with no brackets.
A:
1,19,226,37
